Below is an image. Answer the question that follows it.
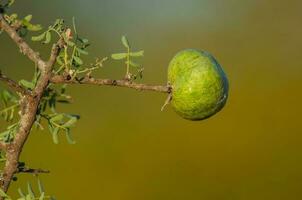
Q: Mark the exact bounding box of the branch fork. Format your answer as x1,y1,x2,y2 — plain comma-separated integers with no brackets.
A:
0,12,172,197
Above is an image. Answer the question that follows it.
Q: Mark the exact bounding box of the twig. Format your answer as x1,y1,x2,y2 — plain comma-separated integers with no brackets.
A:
0,14,46,71
0,11,170,197
47,37,65,67
50,75,171,93
0,14,64,195
0,70,31,96
16,167,50,174
33,38,65,96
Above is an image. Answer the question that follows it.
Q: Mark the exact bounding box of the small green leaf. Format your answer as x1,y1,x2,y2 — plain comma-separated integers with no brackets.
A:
111,53,127,60
1,89,16,104
56,56,64,65
130,50,144,57
2,90,17,104
50,114,64,123
3,0,15,7
10,13,18,20
121,35,130,48
78,38,89,44
126,60,139,67
66,40,75,47
7,0,15,7
51,127,59,144
48,95,56,112
37,178,44,194
27,182,35,198
31,32,46,42
38,192,45,200
19,79,34,90
73,56,83,65
0,188,9,198
25,194,32,200
65,129,76,144
9,107,14,121
43,31,51,44
76,48,88,55
26,24,42,32
62,116,78,128
24,15,32,22
72,16,77,35
18,188,25,198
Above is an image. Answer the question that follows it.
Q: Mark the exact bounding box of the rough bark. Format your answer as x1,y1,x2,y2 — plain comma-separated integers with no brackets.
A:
0,14,63,195
0,13,171,197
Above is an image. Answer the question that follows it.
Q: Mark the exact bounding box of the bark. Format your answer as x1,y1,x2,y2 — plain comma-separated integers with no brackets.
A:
0,12,171,197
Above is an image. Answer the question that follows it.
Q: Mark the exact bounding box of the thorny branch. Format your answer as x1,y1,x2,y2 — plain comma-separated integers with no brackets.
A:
50,75,171,93
0,11,172,197
0,13,64,195
16,167,50,174
0,14,45,71
0,142,7,151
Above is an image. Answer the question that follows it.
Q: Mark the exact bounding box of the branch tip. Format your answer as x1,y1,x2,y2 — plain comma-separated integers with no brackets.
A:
17,167,50,174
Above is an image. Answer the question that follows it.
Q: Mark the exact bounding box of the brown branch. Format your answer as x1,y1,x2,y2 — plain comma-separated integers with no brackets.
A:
0,14,64,195
33,39,65,97
1,68,58,193
0,142,7,151
0,14,46,71
1,96,38,192
0,11,169,197
50,75,171,93
0,70,31,96
47,38,65,67
16,167,50,174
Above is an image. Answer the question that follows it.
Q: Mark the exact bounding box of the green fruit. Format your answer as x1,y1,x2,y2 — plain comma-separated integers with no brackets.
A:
168,49,228,121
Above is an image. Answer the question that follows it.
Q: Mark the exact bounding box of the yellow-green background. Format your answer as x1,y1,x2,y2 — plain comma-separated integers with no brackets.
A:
1,0,302,199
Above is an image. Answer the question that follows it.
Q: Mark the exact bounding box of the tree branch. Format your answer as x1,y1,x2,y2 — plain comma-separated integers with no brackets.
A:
0,10,170,197
0,142,7,151
50,75,171,93
0,14,46,71
33,38,65,97
16,167,50,174
0,70,31,96
0,14,64,195
47,38,65,67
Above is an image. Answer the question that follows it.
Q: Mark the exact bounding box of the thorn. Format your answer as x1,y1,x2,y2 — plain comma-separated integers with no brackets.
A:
161,93,172,111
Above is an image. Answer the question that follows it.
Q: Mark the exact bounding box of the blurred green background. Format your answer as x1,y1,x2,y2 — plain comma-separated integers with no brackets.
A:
1,0,302,199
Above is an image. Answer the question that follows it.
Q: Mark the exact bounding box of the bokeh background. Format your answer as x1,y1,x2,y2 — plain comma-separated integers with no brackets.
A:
1,0,302,199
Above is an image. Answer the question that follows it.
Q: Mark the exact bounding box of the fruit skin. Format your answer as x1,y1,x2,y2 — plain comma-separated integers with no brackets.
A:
168,49,228,121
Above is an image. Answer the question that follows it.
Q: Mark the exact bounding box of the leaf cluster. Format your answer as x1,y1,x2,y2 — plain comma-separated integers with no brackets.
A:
0,89,18,121
0,89,19,142
0,178,55,200
35,83,79,144
31,19,65,44
31,18,95,78
2,13,42,37
0,67,79,144
0,2,150,197
111,35,144,80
